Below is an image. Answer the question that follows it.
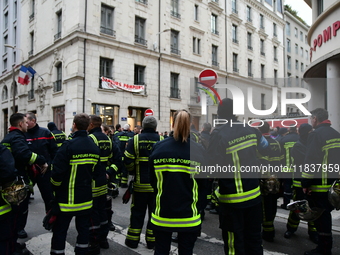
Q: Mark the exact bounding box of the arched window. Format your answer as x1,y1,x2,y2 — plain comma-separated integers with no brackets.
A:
2,86,8,101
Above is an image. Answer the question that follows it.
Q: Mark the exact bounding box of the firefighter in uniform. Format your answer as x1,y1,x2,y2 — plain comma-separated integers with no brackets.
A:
149,110,206,255
123,116,163,249
50,113,101,255
87,115,115,254
0,144,20,255
1,113,47,243
207,98,268,255
101,125,122,233
284,123,318,243
279,126,299,209
115,124,134,187
302,108,340,255
47,122,67,148
23,112,58,238
257,121,282,242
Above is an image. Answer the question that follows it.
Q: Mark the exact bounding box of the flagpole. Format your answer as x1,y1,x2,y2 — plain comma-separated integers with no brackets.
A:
4,44,17,114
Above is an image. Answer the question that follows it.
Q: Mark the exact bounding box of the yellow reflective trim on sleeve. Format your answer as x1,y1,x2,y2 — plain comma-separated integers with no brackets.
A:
124,150,135,159
29,152,38,164
50,177,62,186
0,204,11,215
302,172,314,179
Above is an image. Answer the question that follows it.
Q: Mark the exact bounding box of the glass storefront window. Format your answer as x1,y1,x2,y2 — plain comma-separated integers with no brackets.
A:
92,104,119,127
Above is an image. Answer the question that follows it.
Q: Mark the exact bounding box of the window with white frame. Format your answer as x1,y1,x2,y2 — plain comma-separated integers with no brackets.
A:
247,32,252,50
287,56,291,70
101,4,115,36
171,0,180,19
247,6,252,22
54,11,62,40
274,46,278,61
194,4,198,21
233,53,238,72
212,45,218,67
135,16,147,45
170,72,180,98
134,65,145,85
54,63,62,92
232,24,238,43
248,59,253,77
211,14,218,35
171,30,180,55
286,22,290,36
232,0,237,13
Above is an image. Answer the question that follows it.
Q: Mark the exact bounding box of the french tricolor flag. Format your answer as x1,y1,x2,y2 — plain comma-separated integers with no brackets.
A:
18,66,36,85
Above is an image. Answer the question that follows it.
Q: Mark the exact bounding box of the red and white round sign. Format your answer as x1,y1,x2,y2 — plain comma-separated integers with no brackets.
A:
145,109,154,116
198,69,218,87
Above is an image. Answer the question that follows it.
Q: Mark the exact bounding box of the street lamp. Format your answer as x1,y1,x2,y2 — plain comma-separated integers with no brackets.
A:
156,29,171,120
4,44,17,114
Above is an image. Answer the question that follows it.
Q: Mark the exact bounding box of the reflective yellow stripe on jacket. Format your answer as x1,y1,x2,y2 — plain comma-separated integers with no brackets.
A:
217,186,261,203
153,164,200,228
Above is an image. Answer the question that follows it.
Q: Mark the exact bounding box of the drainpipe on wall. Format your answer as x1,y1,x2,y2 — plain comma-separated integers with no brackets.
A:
158,0,161,120
82,0,88,113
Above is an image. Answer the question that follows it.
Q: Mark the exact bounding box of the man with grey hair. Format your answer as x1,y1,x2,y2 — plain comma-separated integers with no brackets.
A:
123,116,163,249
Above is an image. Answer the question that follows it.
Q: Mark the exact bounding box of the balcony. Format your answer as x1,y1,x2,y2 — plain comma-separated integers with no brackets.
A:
171,47,181,55
53,80,62,92
134,81,147,95
232,38,239,44
135,0,148,5
233,67,239,73
54,32,61,41
99,77,113,88
212,29,219,35
247,45,253,50
135,35,147,46
29,13,34,21
28,89,34,100
171,10,181,19
212,61,219,67
100,26,116,37
170,87,180,99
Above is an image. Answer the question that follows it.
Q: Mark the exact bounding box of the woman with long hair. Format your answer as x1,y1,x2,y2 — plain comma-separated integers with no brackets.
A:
149,110,206,255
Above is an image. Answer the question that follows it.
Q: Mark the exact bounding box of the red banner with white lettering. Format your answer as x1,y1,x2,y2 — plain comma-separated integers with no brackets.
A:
101,77,145,93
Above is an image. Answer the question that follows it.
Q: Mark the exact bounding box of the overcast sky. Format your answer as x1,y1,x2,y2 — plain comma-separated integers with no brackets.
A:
284,0,312,26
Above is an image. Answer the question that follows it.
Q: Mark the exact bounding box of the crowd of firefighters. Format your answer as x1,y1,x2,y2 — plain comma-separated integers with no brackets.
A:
0,97,339,255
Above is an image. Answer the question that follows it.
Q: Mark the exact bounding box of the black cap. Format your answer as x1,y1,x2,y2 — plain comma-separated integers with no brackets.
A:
217,98,235,119
278,127,288,135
